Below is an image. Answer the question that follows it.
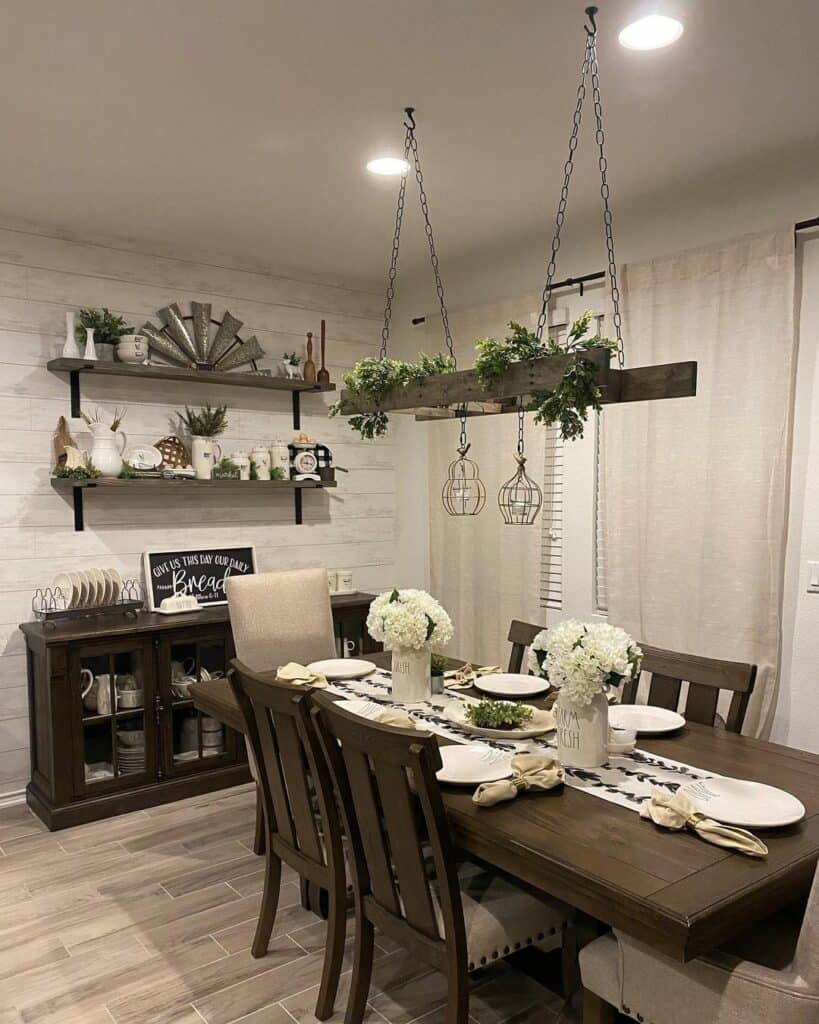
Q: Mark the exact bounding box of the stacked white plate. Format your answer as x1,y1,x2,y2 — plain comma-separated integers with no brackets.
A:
50,568,123,610
116,739,145,775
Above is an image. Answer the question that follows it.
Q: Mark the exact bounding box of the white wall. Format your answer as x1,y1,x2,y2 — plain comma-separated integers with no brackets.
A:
0,227,396,797
392,157,819,751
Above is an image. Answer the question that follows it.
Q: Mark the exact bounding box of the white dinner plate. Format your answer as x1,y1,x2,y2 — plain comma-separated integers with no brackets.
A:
335,698,386,720
306,658,377,680
87,568,107,607
50,573,74,609
106,568,123,605
608,704,685,735
444,701,556,739
679,778,806,829
436,744,514,786
474,673,550,698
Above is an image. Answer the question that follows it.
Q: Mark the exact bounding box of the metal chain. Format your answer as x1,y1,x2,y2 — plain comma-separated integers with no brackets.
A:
517,404,525,457
407,113,456,367
459,411,468,452
588,30,625,368
379,128,412,360
535,34,593,341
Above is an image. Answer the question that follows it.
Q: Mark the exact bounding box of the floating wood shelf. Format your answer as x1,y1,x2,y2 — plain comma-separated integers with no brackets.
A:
337,348,697,419
47,358,335,425
51,477,337,532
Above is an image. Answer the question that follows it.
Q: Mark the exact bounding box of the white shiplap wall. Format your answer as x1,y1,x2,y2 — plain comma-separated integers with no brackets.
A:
0,227,395,797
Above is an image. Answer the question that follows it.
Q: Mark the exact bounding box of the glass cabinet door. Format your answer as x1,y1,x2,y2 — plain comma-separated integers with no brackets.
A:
73,639,154,794
160,632,235,775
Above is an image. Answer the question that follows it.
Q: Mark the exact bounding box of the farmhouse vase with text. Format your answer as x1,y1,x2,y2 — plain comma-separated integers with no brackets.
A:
191,436,222,480
555,690,609,768
391,648,432,703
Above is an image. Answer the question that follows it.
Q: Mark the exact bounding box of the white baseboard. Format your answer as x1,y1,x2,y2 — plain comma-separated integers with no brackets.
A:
0,788,26,810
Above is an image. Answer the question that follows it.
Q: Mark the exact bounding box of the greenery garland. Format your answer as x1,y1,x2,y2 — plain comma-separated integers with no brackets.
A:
475,312,617,440
330,353,455,439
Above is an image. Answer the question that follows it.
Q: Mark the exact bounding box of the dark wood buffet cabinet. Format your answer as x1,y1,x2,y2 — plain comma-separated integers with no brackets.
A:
20,592,377,830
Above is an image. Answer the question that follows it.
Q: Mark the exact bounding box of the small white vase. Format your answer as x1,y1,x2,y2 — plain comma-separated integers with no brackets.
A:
390,648,431,703
84,327,98,361
62,311,81,359
191,436,221,480
89,422,126,478
555,690,609,768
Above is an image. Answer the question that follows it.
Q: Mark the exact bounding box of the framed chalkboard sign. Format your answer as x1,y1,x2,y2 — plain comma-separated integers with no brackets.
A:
142,546,257,610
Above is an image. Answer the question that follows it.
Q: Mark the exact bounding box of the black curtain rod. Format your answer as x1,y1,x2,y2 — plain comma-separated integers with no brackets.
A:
410,218,819,324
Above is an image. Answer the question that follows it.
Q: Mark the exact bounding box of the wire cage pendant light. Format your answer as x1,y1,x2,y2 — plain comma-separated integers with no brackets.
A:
442,412,486,516
498,407,543,525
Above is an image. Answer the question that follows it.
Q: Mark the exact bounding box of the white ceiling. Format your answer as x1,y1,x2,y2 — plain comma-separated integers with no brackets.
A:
1,0,817,291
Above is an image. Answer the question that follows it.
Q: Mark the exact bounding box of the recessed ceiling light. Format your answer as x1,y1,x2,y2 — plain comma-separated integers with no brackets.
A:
366,157,410,176
619,14,683,51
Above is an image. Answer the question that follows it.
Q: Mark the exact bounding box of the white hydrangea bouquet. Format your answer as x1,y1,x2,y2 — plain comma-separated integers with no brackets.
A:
367,588,453,651
368,589,453,703
528,619,642,707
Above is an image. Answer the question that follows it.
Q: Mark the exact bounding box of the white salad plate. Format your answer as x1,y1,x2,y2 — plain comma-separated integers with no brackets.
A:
474,673,550,698
444,701,556,739
306,658,377,680
334,698,414,723
51,573,75,609
608,704,686,735
436,744,514,786
123,445,162,470
679,778,805,828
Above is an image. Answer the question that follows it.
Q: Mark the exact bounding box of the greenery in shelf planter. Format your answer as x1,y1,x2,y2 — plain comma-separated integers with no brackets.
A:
474,312,617,441
269,466,287,481
53,457,102,480
330,352,455,439
431,653,448,677
465,699,534,730
176,403,228,437
118,461,140,479
212,457,241,480
76,308,133,347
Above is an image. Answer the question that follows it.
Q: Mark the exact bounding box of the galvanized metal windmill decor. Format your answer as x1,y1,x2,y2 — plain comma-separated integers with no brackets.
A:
139,302,266,373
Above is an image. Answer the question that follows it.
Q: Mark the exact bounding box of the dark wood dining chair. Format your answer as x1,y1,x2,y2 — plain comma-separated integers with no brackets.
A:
311,691,575,1024
229,660,346,1021
506,619,547,673
621,645,757,733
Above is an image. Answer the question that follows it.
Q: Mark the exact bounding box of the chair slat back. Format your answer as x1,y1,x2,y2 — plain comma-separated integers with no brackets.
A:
312,692,465,955
621,645,757,733
507,620,546,673
230,660,342,885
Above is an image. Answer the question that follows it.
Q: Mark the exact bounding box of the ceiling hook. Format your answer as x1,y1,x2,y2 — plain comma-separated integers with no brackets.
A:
584,6,598,36
404,106,416,130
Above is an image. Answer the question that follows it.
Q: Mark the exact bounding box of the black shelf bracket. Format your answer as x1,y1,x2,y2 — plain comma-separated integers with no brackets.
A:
292,390,301,430
69,370,81,418
73,487,85,532
294,488,303,525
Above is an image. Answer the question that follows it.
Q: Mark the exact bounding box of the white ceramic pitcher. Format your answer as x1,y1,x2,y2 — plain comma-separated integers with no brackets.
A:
89,422,126,477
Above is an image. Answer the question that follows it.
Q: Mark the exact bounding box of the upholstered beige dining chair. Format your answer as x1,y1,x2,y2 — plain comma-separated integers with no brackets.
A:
226,568,338,854
579,864,819,1023
226,567,337,671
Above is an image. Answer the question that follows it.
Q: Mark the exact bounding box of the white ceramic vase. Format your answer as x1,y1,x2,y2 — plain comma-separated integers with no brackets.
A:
62,311,81,359
555,690,609,768
88,422,126,478
390,648,432,703
191,436,221,480
84,327,98,361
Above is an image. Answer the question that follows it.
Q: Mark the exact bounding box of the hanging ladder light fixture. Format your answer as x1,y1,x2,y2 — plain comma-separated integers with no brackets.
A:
498,405,543,525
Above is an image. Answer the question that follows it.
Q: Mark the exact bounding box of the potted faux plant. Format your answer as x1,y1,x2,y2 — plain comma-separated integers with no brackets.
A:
76,308,133,363
366,589,453,702
177,404,227,479
529,621,642,767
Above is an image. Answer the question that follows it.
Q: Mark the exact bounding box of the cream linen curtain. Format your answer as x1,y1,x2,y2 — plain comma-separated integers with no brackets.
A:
426,297,547,666
604,229,796,737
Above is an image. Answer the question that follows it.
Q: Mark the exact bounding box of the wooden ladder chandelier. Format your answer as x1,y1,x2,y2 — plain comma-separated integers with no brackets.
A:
337,6,696,430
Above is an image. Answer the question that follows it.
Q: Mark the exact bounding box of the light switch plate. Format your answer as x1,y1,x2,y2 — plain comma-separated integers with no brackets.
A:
808,561,819,594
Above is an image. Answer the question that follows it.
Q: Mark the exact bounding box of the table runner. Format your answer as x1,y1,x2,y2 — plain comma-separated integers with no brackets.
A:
327,669,716,814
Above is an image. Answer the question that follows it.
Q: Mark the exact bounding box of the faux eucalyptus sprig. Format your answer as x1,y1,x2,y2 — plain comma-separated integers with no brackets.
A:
474,312,617,441
330,353,455,439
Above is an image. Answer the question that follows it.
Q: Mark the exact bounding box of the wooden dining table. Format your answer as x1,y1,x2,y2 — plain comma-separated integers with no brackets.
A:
190,652,819,963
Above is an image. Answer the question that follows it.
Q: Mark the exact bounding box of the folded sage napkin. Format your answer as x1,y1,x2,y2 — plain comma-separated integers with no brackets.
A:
275,662,328,688
444,663,501,690
640,789,768,857
473,754,564,807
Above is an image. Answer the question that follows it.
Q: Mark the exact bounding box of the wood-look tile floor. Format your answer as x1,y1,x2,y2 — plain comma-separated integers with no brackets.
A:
0,785,572,1024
